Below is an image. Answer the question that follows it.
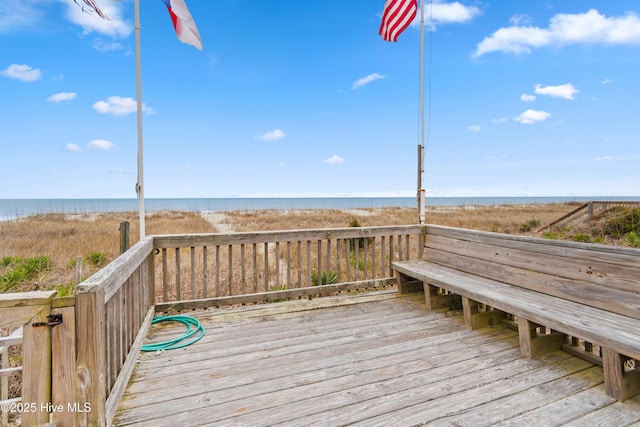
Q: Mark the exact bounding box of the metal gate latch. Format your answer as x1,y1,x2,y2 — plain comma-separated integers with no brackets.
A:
32,313,63,328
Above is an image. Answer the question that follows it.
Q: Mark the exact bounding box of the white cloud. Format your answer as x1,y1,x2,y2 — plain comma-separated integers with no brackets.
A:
414,1,482,29
65,143,80,152
324,154,345,165
88,139,115,150
510,14,533,27
62,0,132,38
92,96,153,116
534,83,579,100
601,78,613,85
474,9,640,57
492,117,509,124
595,156,623,161
468,125,481,132
1,64,41,82
48,92,77,102
0,0,44,31
514,109,551,124
520,94,536,102
256,129,286,141
352,73,386,90
92,39,126,52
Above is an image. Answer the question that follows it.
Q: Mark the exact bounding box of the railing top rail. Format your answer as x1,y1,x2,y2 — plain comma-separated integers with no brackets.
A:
76,236,153,301
153,224,425,248
0,290,57,309
0,290,57,330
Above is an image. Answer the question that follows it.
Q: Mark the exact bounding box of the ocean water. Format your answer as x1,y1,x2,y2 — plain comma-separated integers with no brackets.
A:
1,196,639,221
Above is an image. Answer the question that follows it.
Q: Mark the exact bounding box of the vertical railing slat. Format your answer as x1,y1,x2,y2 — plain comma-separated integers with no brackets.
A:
346,238,351,282
306,240,311,287
203,246,208,299
175,248,181,301
381,235,387,278
190,247,196,299
162,248,168,302
215,245,221,297
297,241,302,287
253,243,258,293
228,245,233,296
275,242,280,289
264,242,269,292
286,241,291,289
241,244,246,294
364,237,369,280
317,240,322,285
372,237,377,279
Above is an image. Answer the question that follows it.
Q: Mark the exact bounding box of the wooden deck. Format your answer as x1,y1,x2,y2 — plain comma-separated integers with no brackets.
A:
113,291,640,426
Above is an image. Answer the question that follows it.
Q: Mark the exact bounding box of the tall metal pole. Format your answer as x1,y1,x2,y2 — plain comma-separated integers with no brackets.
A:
418,0,426,224
134,0,146,239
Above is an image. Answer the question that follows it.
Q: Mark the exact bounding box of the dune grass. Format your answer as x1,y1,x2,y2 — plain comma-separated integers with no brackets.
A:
0,204,576,293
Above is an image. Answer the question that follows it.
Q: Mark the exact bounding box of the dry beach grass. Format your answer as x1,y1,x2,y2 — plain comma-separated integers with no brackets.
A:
0,203,577,293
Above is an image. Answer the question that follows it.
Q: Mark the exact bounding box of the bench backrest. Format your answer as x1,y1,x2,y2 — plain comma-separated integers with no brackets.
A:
422,224,640,320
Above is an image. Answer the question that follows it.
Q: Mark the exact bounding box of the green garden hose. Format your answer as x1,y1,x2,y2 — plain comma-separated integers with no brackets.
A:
141,315,204,351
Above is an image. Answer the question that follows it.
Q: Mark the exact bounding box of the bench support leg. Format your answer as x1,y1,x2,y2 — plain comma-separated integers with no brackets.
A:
518,318,563,358
394,270,423,294
424,283,461,310
461,297,505,329
603,349,640,401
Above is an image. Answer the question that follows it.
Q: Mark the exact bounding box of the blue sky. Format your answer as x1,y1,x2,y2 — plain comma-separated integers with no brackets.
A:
1,0,640,199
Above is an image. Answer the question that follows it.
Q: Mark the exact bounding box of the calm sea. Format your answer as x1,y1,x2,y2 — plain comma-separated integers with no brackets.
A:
1,196,639,221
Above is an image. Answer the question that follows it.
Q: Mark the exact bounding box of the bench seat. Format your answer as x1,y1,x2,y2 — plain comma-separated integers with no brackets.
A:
391,224,640,401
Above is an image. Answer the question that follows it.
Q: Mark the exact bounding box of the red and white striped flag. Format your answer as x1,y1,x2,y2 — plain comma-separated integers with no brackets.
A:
379,0,418,42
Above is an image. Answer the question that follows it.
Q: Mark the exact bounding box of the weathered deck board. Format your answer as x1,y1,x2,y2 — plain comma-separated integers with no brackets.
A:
114,292,640,426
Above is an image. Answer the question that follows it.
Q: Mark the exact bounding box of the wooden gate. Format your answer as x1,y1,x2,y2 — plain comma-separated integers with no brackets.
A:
1,291,56,426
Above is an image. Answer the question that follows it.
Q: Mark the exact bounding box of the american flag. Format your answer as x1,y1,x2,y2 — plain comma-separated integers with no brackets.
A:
379,0,418,42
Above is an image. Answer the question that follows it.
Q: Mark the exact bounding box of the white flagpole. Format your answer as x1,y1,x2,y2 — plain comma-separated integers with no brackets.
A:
134,0,146,239
418,0,426,224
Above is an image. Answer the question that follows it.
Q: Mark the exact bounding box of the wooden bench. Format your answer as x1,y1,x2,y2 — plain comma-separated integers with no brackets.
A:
391,224,640,401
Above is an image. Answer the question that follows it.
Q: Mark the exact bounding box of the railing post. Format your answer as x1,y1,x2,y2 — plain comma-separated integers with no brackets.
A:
75,288,107,426
75,255,83,285
119,221,130,254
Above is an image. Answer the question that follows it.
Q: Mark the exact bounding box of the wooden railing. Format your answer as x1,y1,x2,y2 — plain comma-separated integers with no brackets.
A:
0,225,424,426
153,225,425,310
74,236,155,426
541,200,640,231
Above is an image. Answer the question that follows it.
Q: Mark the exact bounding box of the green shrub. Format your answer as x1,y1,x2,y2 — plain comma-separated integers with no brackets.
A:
601,208,640,238
84,251,107,267
0,255,52,293
542,231,559,240
311,270,338,286
1,256,22,267
519,219,540,232
51,282,75,297
572,233,590,243
626,231,640,248
22,255,51,275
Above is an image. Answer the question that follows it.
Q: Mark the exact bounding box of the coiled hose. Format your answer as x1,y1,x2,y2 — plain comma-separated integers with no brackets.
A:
141,315,204,352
